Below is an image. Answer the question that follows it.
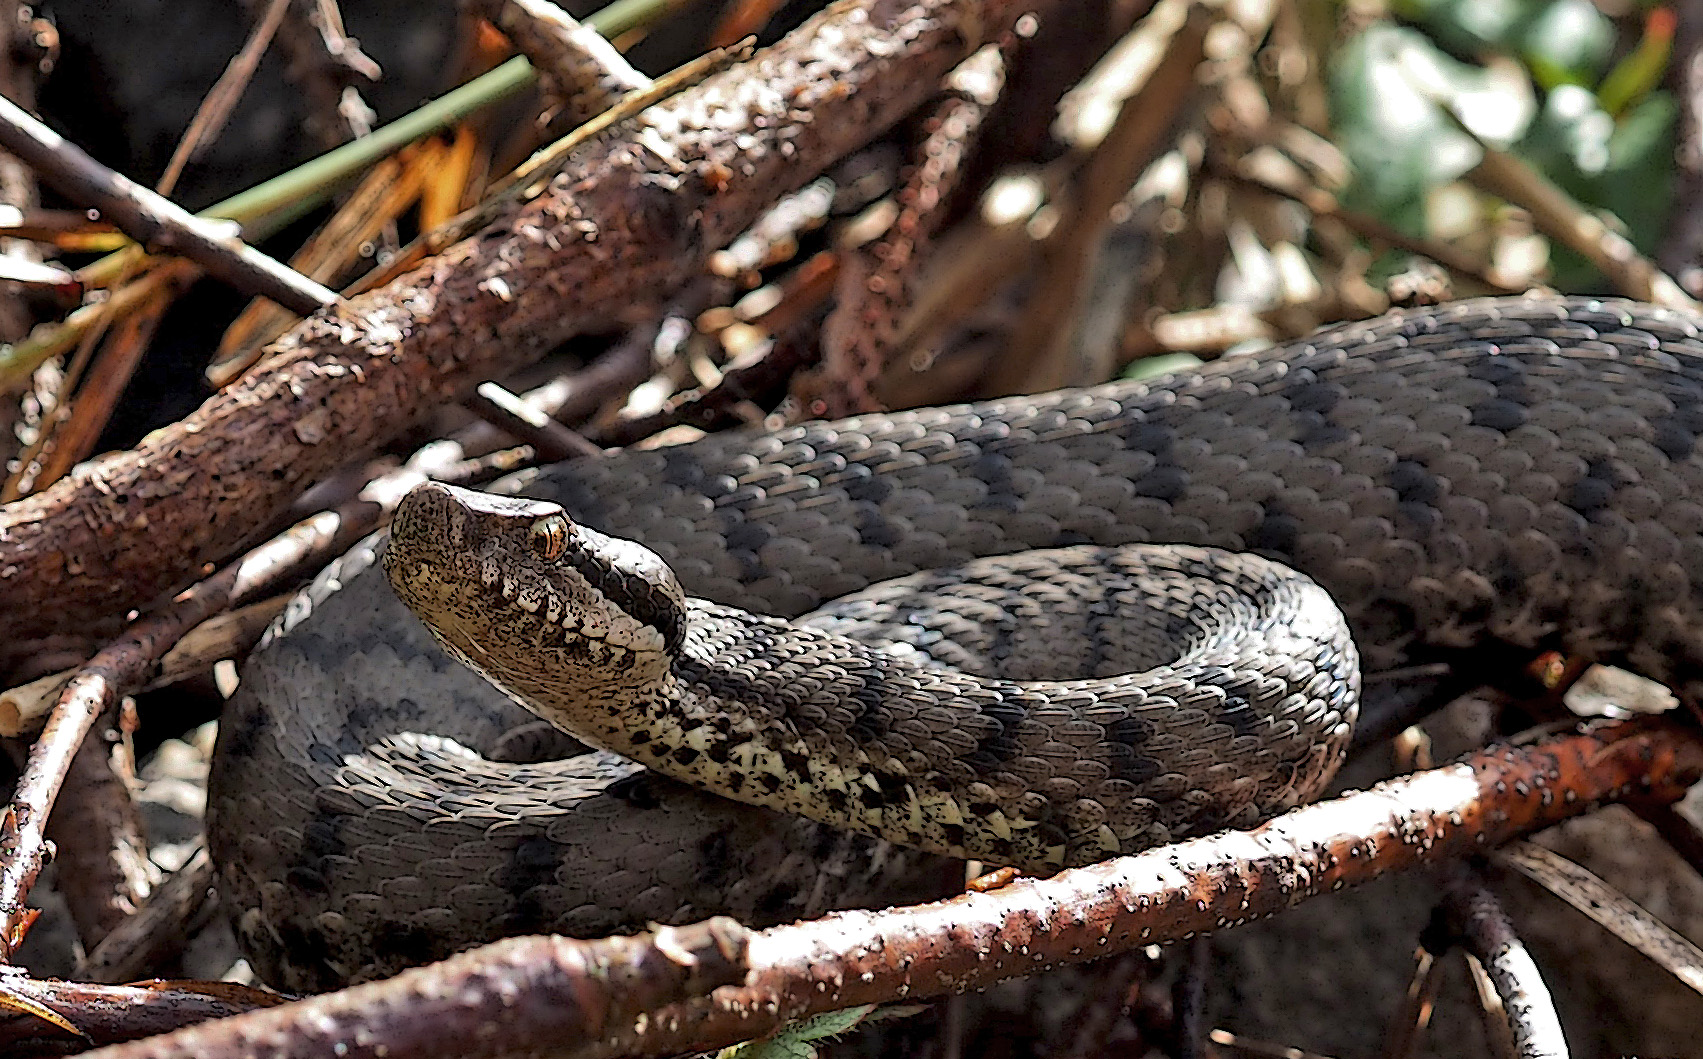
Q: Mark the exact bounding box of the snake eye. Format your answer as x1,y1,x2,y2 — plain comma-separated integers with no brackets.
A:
528,515,571,561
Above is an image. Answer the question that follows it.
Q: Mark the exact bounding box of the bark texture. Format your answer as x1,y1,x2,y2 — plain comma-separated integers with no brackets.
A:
0,0,1047,642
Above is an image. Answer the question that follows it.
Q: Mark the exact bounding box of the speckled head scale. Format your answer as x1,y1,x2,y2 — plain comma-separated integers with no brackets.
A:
386,482,688,667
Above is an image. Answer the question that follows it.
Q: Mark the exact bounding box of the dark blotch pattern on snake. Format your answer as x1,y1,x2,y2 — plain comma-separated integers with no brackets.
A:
382,483,1359,874
210,296,1703,991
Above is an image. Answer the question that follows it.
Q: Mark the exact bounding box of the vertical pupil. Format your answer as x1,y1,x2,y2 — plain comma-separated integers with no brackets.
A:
533,518,564,559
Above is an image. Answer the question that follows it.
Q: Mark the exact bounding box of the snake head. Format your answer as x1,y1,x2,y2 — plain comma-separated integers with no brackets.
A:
384,482,686,717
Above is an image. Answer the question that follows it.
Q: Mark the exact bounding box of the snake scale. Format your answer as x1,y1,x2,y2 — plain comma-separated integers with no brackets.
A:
210,295,1703,991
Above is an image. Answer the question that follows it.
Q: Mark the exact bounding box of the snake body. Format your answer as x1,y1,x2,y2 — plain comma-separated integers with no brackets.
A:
210,296,1703,991
382,483,1361,871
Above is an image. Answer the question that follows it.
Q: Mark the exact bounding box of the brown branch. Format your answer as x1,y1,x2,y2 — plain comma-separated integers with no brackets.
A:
0,95,337,316
1436,871,1569,1059
77,920,749,1059
0,976,286,1052
72,719,1703,1059
43,718,157,953
1465,145,1698,310
79,846,217,985
793,44,1005,418
480,0,651,127
209,148,431,388
0,0,1050,645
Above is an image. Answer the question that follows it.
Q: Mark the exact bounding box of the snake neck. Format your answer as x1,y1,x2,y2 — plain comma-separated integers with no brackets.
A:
386,483,1359,870
521,600,1044,865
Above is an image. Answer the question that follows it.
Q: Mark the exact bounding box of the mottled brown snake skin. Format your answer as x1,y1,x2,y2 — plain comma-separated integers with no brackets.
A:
210,296,1703,991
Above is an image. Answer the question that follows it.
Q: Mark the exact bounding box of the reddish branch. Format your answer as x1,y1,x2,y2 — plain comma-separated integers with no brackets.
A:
793,45,1005,417
64,719,1703,1059
0,0,1053,645
78,920,749,1059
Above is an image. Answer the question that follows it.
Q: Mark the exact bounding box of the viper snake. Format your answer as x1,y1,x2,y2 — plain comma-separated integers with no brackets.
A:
209,295,1703,990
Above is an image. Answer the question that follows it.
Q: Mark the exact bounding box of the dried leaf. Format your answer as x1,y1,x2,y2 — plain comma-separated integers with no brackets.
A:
1497,839,1703,995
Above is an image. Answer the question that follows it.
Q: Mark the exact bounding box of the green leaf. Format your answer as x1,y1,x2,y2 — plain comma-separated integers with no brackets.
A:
719,1005,925,1059
1123,352,1205,381
1330,24,1535,232
1516,0,1614,88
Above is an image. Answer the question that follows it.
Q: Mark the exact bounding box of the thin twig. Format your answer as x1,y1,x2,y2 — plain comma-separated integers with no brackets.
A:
1495,840,1703,997
463,381,602,460
1438,871,1569,1059
1466,145,1699,310
77,847,219,984
1213,163,1518,295
157,0,294,195
597,323,818,446
0,95,338,316
793,45,1005,417
481,0,652,126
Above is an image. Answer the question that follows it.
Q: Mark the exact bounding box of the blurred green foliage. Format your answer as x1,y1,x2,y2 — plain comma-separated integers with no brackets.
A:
1329,0,1674,290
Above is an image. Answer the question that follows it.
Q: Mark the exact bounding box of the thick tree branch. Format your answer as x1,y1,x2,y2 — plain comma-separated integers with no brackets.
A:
79,920,749,1059
0,0,1049,645
68,719,1703,1059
